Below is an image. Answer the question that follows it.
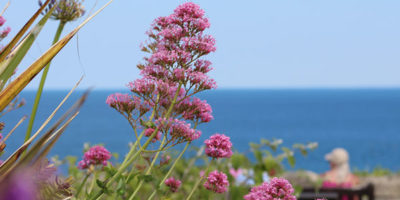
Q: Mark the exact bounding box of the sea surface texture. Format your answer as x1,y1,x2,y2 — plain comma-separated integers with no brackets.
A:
3,89,400,173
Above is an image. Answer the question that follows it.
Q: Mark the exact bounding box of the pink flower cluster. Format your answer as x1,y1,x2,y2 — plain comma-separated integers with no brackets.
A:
244,177,296,200
203,170,229,193
107,2,218,149
137,2,217,96
177,97,213,123
106,93,151,115
144,128,161,143
0,16,10,42
164,177,181,193
159,154,171,166
204,133,233,159
78,146,112,170
154,118,201,144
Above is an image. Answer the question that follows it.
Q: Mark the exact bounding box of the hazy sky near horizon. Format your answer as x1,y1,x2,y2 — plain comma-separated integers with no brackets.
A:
4,0,400,89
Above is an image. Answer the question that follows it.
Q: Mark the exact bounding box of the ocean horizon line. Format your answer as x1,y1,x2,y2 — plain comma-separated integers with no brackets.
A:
21,86,400,92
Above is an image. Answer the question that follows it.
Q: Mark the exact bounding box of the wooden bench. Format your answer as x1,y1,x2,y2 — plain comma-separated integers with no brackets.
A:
298,183,374,200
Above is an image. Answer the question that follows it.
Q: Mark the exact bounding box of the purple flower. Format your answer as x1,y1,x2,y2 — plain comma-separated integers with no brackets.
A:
203,170,229,193
39,0,85,22
204,133,233,159
0,170,38,200
244,177,296,200
164,177,181,192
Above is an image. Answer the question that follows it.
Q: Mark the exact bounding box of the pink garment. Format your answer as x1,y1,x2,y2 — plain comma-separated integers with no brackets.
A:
322,181,353,200
322,181,352,188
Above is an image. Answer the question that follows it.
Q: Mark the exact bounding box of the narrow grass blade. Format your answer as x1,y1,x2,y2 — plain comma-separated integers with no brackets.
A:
33,111,79,164
0,4,56,86
0,0,52,62
0,0,114,112
0,78,83,172
0,90,89,178
0,115,27,146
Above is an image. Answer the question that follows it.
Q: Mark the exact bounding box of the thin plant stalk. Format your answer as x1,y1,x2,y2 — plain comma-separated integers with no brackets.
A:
24,21,66,142
88,170,98,195
147,141,191,200
76,173,91,197
92,84,182,200
186,159,214,200
128,135,167,200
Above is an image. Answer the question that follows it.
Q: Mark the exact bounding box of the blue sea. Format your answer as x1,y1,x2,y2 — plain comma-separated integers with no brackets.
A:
2,89,400,173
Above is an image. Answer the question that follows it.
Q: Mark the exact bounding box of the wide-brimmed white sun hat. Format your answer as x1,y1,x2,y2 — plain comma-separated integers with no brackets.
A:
325,148,349,165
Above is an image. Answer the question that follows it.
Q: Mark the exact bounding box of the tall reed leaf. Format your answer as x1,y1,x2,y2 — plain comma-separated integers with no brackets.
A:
0,4,56,88
0,0,53,62
0,0,114,112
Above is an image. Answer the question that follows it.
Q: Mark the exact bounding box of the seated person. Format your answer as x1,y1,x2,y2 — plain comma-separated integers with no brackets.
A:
321,148,359,188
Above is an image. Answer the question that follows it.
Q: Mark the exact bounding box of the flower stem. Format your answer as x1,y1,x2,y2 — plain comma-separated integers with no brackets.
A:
88,170,98,195
147,141,191,200
75,173,91,197
92,84,182,200
185,159,213,200
24,21,66,142
128,135,167,200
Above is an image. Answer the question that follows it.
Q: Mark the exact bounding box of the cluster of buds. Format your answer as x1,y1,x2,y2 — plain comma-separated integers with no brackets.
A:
39,0,85,23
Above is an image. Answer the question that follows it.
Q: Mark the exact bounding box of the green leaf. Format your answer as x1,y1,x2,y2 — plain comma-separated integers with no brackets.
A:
138,174,154,183
0,0,114,112
96,179,105,189
282,147,295,167
287,155,295,168
0,0,53,63
253,150,263,163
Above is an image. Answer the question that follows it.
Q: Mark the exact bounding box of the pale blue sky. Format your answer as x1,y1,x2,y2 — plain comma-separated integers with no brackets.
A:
4,0,400,89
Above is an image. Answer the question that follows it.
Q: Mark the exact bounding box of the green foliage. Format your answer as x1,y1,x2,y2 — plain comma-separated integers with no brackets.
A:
353,166,396,177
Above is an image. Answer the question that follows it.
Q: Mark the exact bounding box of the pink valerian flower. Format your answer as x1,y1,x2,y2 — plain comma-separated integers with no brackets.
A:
128,78,156,97
0,16,10,41
106,93,134,113
144,128,162,143
169,119,201,142
164,177,181,193
106,93,152,116
155,118,201,144
0,16,5,26
0,27,10,38
182,34,216,55
243,177,296,200
77,146,112,170
178,97,213,123
194,60,213,73
229,168,242,179
141,2,217,93
159,154,171,166
203,170,229,193
199,170,205,177
204,133,233,159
